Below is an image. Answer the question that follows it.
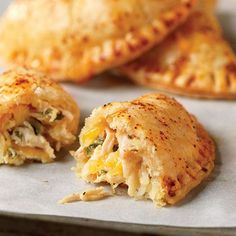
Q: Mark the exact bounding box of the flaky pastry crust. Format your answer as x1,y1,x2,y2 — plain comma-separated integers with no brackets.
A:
0,0,196,82
118,1,236,99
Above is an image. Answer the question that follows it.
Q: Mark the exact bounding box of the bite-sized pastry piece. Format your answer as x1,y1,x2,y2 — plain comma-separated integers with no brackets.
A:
0,0,196,82
72,94,215,206
118,1,236,99
0,68,80,165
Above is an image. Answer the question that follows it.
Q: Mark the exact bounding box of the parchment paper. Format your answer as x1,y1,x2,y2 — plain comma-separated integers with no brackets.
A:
0,0,235,228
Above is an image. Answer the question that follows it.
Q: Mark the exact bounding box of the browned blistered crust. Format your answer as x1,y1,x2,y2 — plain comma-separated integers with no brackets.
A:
118,2,236,99
0,0,196,82
0,68,79,133
75,93,215,206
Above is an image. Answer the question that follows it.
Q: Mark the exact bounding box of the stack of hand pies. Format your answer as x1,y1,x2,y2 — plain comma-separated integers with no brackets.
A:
0,0,233,207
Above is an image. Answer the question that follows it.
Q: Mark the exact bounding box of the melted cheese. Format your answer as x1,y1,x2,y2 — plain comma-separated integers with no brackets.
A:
82,127,103,146
87,151,123,177
13,144,52,163
105,151,123,176
81,119,107,147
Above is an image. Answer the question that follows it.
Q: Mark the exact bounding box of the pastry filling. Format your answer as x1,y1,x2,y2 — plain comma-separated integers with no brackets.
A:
75,124,125,188
0,104,74,165
74,122,165,205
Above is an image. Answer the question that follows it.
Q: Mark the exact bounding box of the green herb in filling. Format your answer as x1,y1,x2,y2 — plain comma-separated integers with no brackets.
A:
14,130,23,140
41,108,64,122
100,169,108,175
43,108,53,116
85,137,104,156
7,148,17,158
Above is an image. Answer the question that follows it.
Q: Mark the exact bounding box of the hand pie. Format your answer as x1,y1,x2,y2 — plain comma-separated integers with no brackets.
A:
0,0,196,82
118,2,236,99
72,94,215,206
0,68,80,165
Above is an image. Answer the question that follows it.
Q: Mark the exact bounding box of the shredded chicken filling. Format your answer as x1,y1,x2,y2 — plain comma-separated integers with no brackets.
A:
59,187,112,204
0,105,70,164
79,126,124,186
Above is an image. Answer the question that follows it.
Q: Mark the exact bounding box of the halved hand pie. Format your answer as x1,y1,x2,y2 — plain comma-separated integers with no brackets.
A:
72,94,215,206
0,68,80,165
0,0,196,82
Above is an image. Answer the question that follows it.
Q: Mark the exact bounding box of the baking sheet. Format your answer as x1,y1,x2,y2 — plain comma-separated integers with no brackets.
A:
0,0,236,229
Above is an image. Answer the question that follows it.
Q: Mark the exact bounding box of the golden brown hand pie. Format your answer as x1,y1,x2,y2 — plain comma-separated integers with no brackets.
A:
72,94,215,206
0,0,196,82
0,68,80,165
118,1,236,99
